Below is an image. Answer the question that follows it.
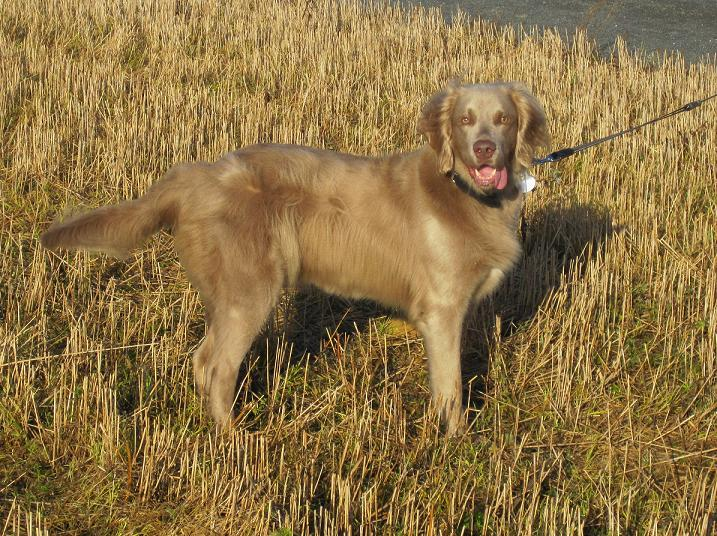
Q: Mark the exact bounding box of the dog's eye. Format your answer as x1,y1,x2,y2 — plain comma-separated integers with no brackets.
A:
460,115,471,125
498,114,511,125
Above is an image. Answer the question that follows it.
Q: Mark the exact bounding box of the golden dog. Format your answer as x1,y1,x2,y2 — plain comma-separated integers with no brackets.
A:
41,82,549,434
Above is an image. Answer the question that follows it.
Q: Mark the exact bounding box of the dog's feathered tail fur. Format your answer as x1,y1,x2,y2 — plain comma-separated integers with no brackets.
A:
40,165,185,258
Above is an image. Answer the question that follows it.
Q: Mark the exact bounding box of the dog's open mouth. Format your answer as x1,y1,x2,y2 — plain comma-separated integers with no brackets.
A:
468,165,508,190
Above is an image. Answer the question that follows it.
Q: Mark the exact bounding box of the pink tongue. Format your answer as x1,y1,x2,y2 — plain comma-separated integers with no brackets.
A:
475,166,508,190
494,168,508,190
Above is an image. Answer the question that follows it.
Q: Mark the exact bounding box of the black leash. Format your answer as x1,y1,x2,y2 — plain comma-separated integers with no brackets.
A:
532,92,717,166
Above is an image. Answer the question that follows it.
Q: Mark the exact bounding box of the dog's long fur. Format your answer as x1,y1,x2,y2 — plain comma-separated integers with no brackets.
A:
41,82,549,434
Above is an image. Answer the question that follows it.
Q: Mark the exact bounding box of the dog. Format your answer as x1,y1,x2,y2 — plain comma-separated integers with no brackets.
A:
41,82,549,435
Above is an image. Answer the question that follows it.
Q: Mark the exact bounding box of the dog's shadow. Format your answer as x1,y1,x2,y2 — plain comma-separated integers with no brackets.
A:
462,200,620,410
241,201,619,417
241,291,384,403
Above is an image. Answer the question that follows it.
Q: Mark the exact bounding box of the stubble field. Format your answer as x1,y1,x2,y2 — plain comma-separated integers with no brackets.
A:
1,0,716,533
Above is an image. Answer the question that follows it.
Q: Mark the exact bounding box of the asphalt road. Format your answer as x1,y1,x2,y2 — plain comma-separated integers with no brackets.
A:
408,0,717,64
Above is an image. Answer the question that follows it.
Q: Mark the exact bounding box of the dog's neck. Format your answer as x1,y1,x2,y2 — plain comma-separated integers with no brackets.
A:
415,146,524,225
446,169,506,208
444,161,523,211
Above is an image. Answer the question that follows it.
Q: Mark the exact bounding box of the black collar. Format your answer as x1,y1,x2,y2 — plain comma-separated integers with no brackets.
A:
447,170,504,208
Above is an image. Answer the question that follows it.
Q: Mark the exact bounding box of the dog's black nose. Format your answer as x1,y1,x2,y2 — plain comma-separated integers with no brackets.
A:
473,139,496,161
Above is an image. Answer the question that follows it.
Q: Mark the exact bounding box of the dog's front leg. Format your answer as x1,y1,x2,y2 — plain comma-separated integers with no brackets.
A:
416,309,465,436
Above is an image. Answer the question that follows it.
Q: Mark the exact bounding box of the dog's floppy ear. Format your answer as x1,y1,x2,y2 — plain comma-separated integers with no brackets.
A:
509,83,550,168
418,82,460,175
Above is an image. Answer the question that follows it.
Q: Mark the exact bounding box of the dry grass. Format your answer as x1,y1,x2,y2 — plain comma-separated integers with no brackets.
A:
1,0,716,533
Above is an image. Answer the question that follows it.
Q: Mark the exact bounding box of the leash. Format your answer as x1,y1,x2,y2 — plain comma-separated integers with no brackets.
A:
532,92,717,166
516,92,716,242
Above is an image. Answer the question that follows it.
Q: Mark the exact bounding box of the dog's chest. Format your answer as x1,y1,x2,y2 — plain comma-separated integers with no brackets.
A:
423,209,519,261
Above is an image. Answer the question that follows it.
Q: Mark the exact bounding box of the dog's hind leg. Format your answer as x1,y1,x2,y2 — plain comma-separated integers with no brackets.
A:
191,310,215,402
176,221,285,429
194,285,280,428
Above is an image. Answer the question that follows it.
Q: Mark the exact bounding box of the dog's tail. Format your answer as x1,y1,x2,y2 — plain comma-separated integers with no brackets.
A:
40,164,189,258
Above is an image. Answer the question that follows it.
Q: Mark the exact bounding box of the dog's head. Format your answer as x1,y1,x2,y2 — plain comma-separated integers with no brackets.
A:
418,82,549,193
